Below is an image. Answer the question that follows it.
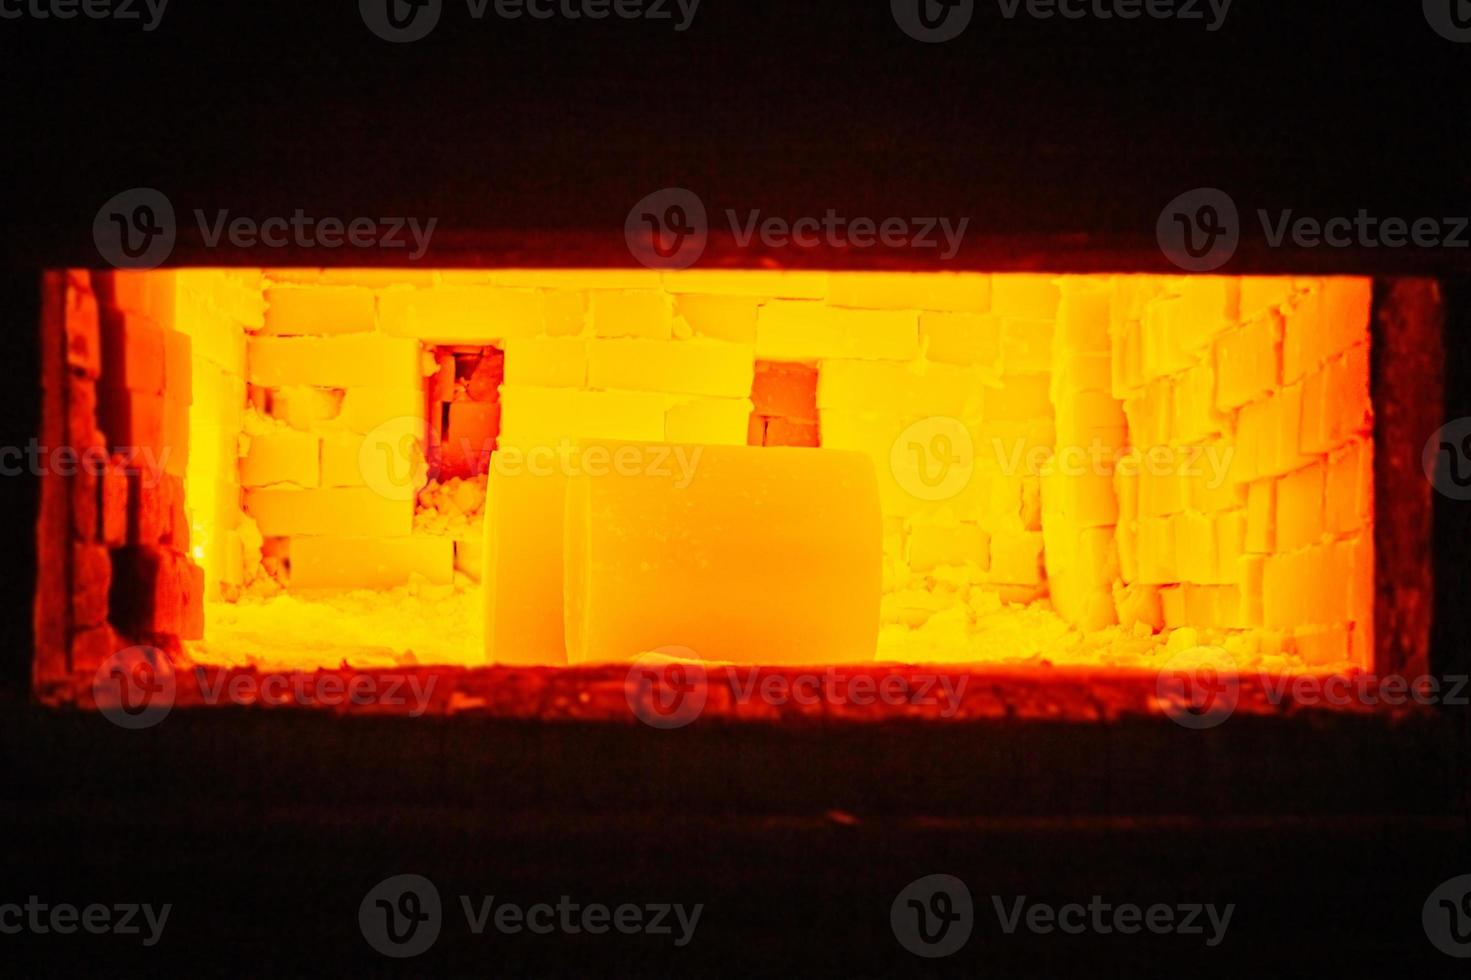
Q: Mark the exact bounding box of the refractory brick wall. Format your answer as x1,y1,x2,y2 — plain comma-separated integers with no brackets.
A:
55,269,1373,673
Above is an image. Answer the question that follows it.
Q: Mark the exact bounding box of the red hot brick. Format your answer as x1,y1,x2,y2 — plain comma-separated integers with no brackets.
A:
751,362,819,423
73,543,112,629
101,461,130,547
66,283,102,378
70,625,118,675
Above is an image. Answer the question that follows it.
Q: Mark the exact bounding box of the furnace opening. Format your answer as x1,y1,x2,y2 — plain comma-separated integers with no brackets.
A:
61,269,1375,676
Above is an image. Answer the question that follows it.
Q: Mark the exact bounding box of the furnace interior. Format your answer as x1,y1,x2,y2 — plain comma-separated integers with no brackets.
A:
87,269,1373,674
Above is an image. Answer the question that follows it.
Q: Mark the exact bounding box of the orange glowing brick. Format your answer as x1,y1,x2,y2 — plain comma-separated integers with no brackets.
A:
483,465,568,665
750,362,818,422
1276,462,1326,552
1214,311,1282,411
1324,439,1372,535
440,402,500,477
764,417,820,448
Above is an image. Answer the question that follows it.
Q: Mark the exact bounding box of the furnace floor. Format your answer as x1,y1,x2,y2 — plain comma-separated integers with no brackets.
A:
186,582,1336,674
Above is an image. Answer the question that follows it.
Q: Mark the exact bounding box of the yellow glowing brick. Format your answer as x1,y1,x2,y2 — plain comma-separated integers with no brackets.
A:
1122,377,1172,449
1113,582,1162,630
1182,444,1241,512
1039,464,1119,530
662,270,827,299
1244,479,1275,553
991,274,1060,319
1052,388,1126,446
1055,282,1112,353
664,397,754,446
1000,317,1053,374
1276,462,1325,552
1052,353,1114,399
673,294,759,344
1283,279,1369,384
755,301,839,360
1160,585,1186,628
1172,361,1223,444
337,387,425,435
982,374,1052,423
1325,439,1371,535
243,488,412,537
1269,383,1310,477
907,522,988,570
1114,453,1140,519
1213,509,1245,583
263,286,375,336
267,268,436,289
1184,584,1245,629
248,334,422,389
1237,554,1265,626
1239,277,1296,320
1136,517,1177,584
920,312,1002,369
590,290,672,339
829,272,991,312
1174,510,1217,584
484,465,567,664
817,359,979,419
320,434,366,487
587,339,754,398
1110,316,1144,399
241,430,320,488
541,289,587,336
818,410,928,519
504,337,588,388
987,531,1044,585
1214,311,1281,411
1140,297,1197,382
1115,519,1138,582
290,536,453,589
377,286,541,341
1173,277,1240,353
499,386,667,444
828,308,921,360
1138,466,1184,518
